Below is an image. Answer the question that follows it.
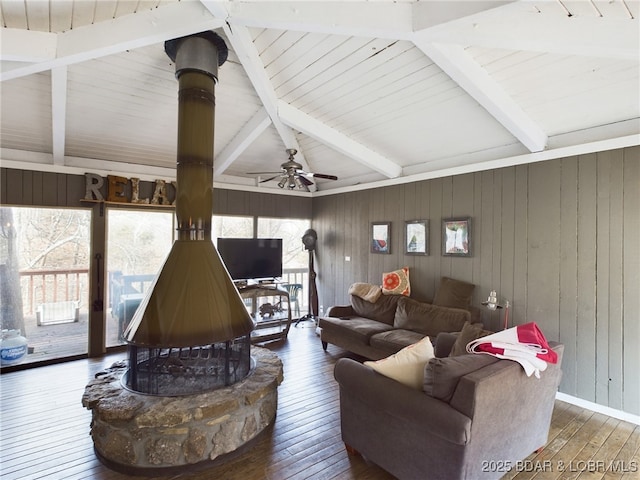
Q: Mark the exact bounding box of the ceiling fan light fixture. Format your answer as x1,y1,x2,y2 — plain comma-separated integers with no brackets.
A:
277,177,287,189
294,176,308,191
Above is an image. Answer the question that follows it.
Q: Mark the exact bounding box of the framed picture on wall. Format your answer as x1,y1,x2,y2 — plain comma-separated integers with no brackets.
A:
442,217,471,256
371,222,391,254
404,220,428,255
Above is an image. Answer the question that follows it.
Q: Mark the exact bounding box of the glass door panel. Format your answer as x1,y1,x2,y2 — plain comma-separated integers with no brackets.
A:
257,218,311,316
0,206,91,366
106,209,174,347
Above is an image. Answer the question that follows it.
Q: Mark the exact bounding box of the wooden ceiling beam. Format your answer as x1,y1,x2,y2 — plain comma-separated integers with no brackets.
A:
278,101,403,179
214,107,272,176
0,2,224,81
414,2,638,60
51,66,67,166
415,41,548,153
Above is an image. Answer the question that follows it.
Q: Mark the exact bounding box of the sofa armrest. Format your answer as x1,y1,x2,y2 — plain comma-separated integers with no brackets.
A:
326,305,354,318
334,358,471,445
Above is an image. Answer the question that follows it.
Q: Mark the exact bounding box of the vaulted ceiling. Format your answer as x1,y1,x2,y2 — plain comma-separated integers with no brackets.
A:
1,0,638,196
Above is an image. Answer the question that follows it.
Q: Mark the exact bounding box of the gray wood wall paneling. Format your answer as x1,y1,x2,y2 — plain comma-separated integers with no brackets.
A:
1,169,312,219
311,147,640,415
622,149,640,414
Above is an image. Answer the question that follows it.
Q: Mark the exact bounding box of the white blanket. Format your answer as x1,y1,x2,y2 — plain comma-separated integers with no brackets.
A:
466,322,558,378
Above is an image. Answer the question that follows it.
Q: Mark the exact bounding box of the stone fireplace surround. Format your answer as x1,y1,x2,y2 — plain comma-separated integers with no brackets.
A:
82,347,283,475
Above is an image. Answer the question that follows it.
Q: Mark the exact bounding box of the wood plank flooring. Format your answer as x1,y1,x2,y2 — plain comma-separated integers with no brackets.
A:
1,323,638,480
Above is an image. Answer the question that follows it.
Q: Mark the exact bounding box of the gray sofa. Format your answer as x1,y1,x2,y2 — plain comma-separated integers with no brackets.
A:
319,277,482,360
334,332,564,480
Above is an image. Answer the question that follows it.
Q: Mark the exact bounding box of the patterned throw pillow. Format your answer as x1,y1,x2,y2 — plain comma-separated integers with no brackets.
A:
382,267,410,296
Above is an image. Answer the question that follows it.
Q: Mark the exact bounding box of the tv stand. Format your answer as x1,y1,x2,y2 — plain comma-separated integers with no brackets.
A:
238,284,291,344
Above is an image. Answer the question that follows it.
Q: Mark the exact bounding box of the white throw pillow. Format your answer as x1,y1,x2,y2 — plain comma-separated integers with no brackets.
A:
364,336,434,389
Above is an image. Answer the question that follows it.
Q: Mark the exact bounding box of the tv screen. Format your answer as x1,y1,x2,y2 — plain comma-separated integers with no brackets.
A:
217,238,283,281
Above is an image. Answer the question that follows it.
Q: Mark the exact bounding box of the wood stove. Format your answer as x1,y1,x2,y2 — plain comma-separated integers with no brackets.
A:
122,31,254,396
83,31,282,474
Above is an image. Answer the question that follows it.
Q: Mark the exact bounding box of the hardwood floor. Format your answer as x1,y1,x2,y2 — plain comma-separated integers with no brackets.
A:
1,323,638,480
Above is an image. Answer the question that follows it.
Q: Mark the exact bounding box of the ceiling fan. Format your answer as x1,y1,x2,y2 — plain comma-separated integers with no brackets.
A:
249,149,338,191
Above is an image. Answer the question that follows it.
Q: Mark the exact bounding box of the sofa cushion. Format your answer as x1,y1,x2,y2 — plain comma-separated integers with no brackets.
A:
319,316,394,345
432,276,475,309
393,296,470,337
369,329,426,355
350,293,401,326
365,336,435,390
423,353,499,402
382,267,410,296
449,322,491,357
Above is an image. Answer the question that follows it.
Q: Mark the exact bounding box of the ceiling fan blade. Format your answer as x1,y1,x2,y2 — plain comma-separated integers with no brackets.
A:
298,175,314,186
247,171,283,175
258,175,282,183
310,173,338,181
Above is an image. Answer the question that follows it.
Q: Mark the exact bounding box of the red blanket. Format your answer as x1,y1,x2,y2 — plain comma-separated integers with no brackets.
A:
466,322,557,377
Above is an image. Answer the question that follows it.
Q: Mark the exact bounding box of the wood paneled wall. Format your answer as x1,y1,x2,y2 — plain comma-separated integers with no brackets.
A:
0,169,312,219
312,147,640,416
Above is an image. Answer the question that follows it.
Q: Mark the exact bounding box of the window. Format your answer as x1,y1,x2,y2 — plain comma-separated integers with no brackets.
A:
106,209,174,347
212,215,253,243
0,206,91,365
258,217,311,314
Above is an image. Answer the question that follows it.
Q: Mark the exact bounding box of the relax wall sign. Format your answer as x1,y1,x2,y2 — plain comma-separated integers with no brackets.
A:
83,173,176,206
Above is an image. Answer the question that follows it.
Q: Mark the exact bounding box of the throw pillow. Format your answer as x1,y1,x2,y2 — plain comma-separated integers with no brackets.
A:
364,336,434,390
393,296,470,337
382,267,410,296
350,294,401,326
424,354,498,402
449,322,486,357
432,276,475,309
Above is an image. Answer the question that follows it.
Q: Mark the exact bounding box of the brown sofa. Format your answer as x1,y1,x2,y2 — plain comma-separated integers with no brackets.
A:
319,277,482,360
334,332,564,479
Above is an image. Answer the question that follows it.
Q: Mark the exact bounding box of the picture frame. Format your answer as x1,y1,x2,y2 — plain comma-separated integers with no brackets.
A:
442,217,471,256
371,222,391,254
404,220,428,255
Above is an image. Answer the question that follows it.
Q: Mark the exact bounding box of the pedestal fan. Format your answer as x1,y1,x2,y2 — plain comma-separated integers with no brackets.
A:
295,229,319,326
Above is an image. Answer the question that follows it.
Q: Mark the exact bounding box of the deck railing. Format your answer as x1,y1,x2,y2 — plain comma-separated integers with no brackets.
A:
19,269,89,315
19,267,309,316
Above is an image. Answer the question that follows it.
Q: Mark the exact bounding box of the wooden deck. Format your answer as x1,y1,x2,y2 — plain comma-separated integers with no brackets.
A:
1,324,638,480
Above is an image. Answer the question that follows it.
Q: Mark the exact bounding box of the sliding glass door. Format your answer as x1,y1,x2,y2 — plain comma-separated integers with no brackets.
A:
0,206,91,366
105,209,174,347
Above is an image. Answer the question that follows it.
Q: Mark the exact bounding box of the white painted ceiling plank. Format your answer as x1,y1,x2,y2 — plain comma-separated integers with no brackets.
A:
0,0,27,29
282,37,397,107
49,0,73,32
24,0,50,31
214,107,272,176
51,66,67,166
290,39,407,114
0,2,224,81
278,101,402,179
416,41,547,153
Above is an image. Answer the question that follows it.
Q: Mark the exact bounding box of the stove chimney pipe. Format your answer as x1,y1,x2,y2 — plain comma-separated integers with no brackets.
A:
124,32,253,348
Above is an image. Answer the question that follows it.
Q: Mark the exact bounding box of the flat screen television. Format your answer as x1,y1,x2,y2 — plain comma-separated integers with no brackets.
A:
217,238,283,281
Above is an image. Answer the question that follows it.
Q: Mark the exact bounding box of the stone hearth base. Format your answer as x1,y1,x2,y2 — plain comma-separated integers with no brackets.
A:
82,347,283,474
